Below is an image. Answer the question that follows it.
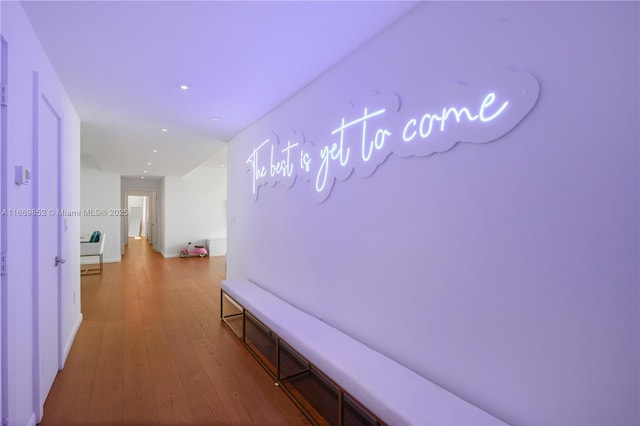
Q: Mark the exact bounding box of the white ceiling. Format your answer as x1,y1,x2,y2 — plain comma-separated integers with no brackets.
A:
21,0,419,179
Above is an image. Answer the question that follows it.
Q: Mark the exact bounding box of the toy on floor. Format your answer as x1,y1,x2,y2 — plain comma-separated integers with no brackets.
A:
180,242,208,258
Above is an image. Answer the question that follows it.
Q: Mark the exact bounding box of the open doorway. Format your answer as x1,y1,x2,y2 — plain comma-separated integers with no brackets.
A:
127,195,148,240
123,190,158,252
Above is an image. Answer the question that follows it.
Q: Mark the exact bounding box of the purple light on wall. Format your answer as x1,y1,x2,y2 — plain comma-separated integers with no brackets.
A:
246,68,539,202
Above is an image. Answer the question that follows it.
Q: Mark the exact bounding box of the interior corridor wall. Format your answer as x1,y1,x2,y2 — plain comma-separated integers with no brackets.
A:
163,165,227,257
80,156,122,263
226,2,639,425
1,2,81,424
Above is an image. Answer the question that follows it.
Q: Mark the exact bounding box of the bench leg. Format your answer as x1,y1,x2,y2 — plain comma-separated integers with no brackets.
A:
276,336,280,379
220,290,247,338
242,308,246,341
338,390,344,426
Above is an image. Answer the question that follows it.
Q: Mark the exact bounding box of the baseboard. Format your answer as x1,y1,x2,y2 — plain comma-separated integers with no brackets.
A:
27,412,37,426
79,256,121,265
62,313,83,367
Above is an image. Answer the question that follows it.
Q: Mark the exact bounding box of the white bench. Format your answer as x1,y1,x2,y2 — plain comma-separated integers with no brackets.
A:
221,279,506,426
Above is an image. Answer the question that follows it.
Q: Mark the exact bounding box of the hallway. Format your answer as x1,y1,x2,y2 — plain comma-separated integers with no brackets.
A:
40,239,308,425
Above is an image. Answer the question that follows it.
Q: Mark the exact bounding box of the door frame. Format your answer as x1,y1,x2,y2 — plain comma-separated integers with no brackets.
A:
0,34,7,426
126,195,148,238
123,190,158,252
31,71,63,421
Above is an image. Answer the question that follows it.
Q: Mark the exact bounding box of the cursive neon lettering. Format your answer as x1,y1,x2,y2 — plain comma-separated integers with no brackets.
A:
479,92,509,122
419,113,436,138
362,128,391,162
331,120,351,167
246,69,539,202
300,150,311,173
246,138,270,195
315,107,390,192
331,107,386,165
270,141,298,178
403,118,417,142
409,92,509,141
316,144,332,192
441,106,478,131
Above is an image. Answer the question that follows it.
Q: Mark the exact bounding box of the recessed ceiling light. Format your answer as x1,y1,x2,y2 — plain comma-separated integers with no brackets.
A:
177,83,190,91
152,149,158,153
144,170,148,173
210,117,221,122
140,176,145,179
220,164,225,167
161,128,168,132
147,162,152,166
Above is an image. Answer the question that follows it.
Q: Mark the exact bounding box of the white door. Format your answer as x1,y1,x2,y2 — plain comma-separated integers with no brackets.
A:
35,81,62,421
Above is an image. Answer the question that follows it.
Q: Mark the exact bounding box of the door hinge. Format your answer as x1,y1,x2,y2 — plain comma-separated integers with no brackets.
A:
1,252,7,275
1,83,7,106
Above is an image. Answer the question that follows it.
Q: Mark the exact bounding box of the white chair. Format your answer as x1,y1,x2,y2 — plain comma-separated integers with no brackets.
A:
80,232,106,274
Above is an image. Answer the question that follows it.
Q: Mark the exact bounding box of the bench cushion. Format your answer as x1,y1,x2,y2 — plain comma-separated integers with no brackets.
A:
222,279,505,425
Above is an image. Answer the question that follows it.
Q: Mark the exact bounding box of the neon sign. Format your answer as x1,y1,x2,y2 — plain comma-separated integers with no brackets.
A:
246,68,540,202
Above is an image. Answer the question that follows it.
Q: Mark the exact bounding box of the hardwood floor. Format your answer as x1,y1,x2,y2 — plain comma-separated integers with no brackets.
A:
40,238,310,425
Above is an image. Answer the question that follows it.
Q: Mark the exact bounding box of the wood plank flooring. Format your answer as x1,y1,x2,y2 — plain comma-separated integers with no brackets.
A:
40,238,310,425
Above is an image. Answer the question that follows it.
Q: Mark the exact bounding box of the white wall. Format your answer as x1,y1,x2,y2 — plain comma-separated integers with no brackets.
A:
80,156,121,263
163,165,226,257
1,2,81,425
227,2,639,425
106,167,226,260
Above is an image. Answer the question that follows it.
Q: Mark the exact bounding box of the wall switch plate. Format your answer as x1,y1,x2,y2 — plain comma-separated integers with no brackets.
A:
15,166,31,185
